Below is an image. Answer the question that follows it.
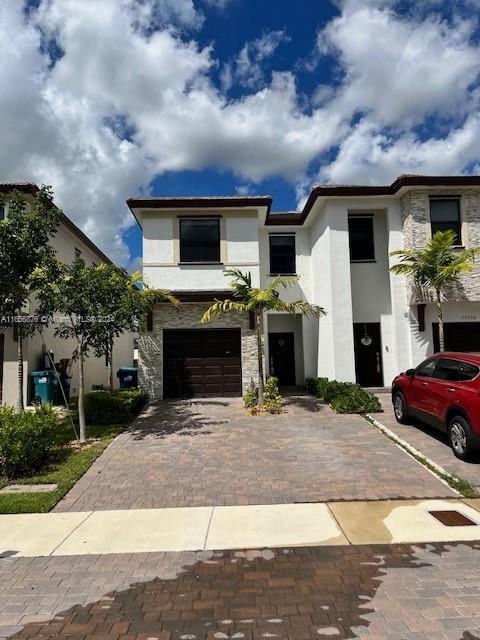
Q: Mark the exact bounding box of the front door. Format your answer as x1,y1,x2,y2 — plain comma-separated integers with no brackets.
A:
353,323,383,387
268,332,295,386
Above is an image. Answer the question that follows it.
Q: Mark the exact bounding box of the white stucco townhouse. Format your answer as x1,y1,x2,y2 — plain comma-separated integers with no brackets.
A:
0,182,135,406
128,175,480,399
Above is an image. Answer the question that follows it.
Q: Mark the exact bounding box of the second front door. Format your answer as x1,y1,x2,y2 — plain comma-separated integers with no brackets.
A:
268,332,296,386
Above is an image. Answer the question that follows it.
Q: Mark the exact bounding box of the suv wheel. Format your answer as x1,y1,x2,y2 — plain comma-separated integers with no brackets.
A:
448,415,475,461
393,391,409,424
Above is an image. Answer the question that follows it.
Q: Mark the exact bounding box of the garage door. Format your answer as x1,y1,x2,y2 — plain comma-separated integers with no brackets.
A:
433,322,480,352
163,329,242,398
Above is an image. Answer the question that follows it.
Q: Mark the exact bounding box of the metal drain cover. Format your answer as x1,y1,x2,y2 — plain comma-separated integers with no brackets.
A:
429,510,477,527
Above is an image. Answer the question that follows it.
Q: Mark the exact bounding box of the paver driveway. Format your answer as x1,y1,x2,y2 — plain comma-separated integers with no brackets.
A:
2,542,480,639
55,395,454,512
375,394,480,492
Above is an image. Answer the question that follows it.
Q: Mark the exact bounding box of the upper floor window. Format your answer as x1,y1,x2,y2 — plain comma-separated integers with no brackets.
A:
0,203,4,221
179,218,220,263
74,247,82,260
348,215,374,261
430,197,461,245
269,234,296,274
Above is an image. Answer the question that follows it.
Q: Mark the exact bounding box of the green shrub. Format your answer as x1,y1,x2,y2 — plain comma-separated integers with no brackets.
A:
244,383,258,410
329,385,381,413
263,376,283,414
84,389,148,426
0,405,57,478
303,377,381,414
305,377,318,395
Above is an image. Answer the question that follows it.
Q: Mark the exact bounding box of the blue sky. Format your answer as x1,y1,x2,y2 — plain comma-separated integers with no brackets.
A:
1,0,480,266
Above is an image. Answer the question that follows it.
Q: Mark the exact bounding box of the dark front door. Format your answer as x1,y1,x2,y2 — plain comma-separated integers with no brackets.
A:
268,332,295,386
163,329,242,398
353,323,383,387
433,322,480,352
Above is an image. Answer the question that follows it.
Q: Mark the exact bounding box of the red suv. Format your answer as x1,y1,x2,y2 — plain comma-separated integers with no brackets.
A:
392,352,480,461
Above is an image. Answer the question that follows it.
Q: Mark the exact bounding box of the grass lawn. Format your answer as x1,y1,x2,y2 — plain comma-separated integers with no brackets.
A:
0,419,124,513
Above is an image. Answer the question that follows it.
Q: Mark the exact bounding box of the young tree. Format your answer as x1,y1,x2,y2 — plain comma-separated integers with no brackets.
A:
88,265,179,391
390,230,480,351
0,187,61,412
200,269,325,405
38,259,179,441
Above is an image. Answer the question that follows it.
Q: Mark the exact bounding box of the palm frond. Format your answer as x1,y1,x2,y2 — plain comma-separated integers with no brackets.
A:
200,298,248,323
390,230,479,293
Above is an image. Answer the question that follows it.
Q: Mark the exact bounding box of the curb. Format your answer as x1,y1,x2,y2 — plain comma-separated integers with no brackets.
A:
365,414,461,496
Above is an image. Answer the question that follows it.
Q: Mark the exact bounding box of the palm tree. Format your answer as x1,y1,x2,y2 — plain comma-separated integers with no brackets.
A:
390,230,480,351
200,269,325,404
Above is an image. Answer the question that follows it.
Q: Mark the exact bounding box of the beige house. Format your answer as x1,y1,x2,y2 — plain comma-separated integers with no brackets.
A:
0,183,135,406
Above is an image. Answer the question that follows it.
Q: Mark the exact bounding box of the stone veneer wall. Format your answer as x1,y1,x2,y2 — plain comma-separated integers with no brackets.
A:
138,302,259,400
400,189,480,303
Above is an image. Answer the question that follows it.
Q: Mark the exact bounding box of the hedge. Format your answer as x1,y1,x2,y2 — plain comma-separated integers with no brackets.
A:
84,389,148,426
305,377,381,414
0,405,57,478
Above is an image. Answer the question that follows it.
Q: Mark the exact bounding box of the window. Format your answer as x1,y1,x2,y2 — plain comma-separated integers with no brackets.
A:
348,216,375,261
416,358,438,378
0,203,4,221
179,218,220,263
430,198,461,244
74,248,82,260
269,234,296,274
433,358,479,382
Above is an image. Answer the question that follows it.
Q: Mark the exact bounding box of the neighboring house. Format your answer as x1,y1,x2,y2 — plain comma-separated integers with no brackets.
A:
128,175,480,399
0,183,135,406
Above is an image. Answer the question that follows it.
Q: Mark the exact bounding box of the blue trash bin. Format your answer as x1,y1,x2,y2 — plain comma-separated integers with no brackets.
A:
117,367,138,389
31,370,58,405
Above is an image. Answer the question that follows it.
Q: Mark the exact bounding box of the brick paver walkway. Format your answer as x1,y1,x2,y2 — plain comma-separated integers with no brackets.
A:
375,394,480,491
55,395,454,512
1,542,480,639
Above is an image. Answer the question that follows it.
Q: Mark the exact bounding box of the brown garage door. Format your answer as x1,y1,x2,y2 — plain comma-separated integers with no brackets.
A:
163,329,242,398
433,322,480,352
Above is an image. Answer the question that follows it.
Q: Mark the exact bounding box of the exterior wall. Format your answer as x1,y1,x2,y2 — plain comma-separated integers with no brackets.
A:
410,300,480,365
1,217,135,405
401,188,480,302
350,209,393,384
142,210,260,291
138,303,258,400
309,201,356,382
265,313,305,385
259,227,312,302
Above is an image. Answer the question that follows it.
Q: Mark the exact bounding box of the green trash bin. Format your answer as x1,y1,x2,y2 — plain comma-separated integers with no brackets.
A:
31,370,58,405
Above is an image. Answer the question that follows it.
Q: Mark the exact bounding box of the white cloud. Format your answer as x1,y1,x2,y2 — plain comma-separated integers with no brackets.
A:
1,0,480,268
318,3,480,125
319,114,480,185
222,29,289,91
203,0,235,9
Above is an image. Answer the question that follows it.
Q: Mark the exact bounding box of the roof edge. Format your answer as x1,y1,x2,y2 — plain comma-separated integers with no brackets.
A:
0,182,113,265
265,175,480,226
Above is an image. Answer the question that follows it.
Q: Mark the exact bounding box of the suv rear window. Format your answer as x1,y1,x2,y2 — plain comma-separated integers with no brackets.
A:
433,358,479,382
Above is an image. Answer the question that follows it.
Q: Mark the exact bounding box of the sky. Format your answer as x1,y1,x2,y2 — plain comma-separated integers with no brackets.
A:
1,0,480,268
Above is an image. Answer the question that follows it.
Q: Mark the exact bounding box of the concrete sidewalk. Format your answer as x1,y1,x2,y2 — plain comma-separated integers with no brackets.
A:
2,498,480,558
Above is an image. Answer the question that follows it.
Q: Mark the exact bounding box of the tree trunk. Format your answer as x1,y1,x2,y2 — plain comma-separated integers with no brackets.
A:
15,331,24,414
436,289,445,352
107,338,114,392
255,312,265,405
78,350,87,443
